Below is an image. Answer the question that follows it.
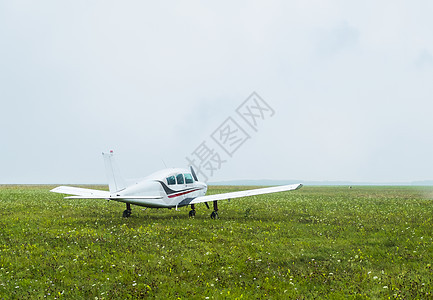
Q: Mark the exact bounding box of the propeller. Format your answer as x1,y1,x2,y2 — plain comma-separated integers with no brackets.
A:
190,166,198,181
190,166,209,209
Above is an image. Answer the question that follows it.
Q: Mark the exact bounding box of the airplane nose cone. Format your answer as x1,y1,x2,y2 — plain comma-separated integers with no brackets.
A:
198,182,208,193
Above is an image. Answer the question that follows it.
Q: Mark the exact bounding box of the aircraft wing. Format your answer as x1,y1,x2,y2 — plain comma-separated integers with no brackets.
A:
189,183,303,204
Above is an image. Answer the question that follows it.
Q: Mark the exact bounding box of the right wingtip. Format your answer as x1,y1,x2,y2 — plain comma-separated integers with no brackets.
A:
50,186,63,193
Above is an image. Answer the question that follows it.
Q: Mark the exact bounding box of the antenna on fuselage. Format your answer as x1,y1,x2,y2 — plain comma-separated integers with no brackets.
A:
161,159,167,168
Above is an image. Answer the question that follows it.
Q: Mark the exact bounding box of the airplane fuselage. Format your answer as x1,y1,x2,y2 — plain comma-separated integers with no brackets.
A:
111,168,207,208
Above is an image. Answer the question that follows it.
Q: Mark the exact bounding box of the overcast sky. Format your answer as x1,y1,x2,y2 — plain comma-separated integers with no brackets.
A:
1,1,432,184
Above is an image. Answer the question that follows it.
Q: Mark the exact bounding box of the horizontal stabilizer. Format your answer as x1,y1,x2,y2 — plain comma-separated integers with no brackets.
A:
51,186,163,201
50,186,110,198
190,183,303,204
64,195,163,200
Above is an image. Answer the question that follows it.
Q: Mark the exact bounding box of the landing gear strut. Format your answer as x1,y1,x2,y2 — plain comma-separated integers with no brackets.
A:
123,203,132,218
210,201,219,219
189,204,196,217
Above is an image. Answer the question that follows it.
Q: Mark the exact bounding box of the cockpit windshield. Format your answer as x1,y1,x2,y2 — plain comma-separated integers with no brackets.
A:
166,173,193,185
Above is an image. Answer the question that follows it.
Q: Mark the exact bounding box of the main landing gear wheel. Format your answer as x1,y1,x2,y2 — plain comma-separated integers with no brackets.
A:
123,203,132,218
210,211,219,219
210,201,219,219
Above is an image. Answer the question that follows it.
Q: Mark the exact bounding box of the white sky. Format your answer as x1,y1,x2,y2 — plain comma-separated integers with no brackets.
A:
1,1,432,184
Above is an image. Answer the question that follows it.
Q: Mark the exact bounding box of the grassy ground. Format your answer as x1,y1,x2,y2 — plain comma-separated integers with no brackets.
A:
0,185,433,299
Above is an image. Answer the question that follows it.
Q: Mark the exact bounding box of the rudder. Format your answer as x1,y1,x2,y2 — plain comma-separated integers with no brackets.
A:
103,151,126,193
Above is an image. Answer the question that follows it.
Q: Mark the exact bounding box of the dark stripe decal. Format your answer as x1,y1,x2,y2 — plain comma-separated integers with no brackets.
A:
157,181,177,195
157,181,202,199
168,188,201,199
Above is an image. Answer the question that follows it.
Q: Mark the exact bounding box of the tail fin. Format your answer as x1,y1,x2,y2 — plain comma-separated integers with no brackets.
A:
102,151,126,193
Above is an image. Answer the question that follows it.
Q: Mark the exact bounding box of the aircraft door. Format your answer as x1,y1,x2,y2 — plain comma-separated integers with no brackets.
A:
176,173,186,187
184,173,194,186
176,174,187,201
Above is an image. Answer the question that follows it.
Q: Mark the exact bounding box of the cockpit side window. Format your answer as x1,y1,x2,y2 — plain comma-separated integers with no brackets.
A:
166,175,176,185
176,174,184,185
184,173,193,184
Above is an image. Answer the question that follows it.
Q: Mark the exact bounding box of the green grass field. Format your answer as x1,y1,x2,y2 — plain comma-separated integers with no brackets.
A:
1,185,433,299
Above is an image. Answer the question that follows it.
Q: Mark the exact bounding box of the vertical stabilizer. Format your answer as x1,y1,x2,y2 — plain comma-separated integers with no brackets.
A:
103,151,127,193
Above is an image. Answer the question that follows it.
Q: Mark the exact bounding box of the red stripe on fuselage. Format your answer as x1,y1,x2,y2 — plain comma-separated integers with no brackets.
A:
168,188,201,199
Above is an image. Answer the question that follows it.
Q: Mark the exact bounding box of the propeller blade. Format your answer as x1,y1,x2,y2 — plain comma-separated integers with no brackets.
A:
190,166,199,181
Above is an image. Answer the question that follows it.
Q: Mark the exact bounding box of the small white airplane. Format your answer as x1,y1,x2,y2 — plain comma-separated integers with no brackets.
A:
51,151,303,218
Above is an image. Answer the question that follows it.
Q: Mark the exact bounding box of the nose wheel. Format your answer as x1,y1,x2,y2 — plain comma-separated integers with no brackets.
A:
189,204,196,217
188,202,219,219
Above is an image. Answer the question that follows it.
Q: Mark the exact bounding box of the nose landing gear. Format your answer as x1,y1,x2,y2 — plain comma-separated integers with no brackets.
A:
188,201,219,219
189,204,196,217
